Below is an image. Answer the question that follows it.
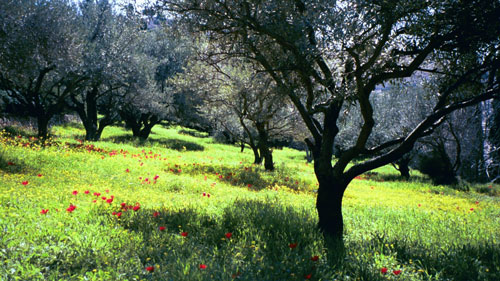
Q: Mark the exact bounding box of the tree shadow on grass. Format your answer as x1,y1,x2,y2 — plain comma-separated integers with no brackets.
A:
101,134,204,151
106,199,329,280
355,232,500,281
172,162,308,192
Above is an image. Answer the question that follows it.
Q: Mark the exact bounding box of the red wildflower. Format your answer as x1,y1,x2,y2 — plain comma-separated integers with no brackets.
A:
84,190,89,194
72,190,78,196
311,256,319,261
288,243,298,249
418,204,421,207
37,174,43,177
159,226,166,231
125,168,130,173
66,204,77,213
154,175,159,180
203,192,206,196
106,198,113,204
146,266,154,272
304,273,312,279
225,232,232,239
7,161,15,166
105,189,109,193
22,181,29,186
102,197,107,200
153,211,159,217
40,209,49,215
199,264,207,269
393,270,401,275
247,184,252,188
380,267,388,274
133,205,140,211
470,208,474,211
475,201,479,205
181,232,188,237
93,192,101,197
116,212,122,218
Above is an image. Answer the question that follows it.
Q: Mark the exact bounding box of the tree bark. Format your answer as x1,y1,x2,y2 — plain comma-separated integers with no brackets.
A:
256,121,274,171
36,113,50,139
250,144,261,164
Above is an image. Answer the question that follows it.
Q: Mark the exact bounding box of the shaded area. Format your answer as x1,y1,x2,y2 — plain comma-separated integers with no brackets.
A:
112,199,328,280
178,129,209,138
171,162,310,192
101,134,204,151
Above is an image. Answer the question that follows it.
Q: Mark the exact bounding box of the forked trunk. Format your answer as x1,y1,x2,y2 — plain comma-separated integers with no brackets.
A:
251,145,261,164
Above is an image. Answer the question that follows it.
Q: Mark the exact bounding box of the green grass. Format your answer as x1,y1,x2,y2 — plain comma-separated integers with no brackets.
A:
1,124,499,280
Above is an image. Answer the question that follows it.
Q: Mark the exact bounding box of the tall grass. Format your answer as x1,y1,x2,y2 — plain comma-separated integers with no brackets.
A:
0,124,499,280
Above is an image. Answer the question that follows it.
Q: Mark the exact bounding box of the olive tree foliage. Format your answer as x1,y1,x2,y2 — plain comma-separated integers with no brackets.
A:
162,0,500,243
66,0,141,141
119,27,193,140
0,0,84,138
174,59,297,170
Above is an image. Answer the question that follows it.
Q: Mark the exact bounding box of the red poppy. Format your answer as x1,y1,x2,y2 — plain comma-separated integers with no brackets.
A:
304,273,312,279
199,264,207,269
7,161,15,166
102,196,107,200
153,211,159,217
225,232,232,239
380,267,388,274
181,232,188,237
154,175,159,180
288,243,298,249
106,198,113,204
37,174,43,177
202,192,206,196
207,193,211,198
247,184,252,188
159,226,166,231
84,190,89,194
94,192,101,197
126,168,130,173
116,212,122,218
393,270,401,275
311,256,319,261
146,266,154,272
121,202,126,208
105,189,109,193
40,209,49,215
470,208,474,211
133,205,140,211
66,204,77,213
22,181,29,186
72,190,78,195
475,201,479,205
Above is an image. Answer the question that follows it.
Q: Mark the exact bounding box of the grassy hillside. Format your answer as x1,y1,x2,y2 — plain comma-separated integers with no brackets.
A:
1,123,499,280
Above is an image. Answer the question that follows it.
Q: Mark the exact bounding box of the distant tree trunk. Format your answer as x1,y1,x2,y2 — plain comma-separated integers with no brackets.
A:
36,113,50,139
250,144,261,164
84,86,99,141
256,121,274,171
392,155,411,179
138,115,160,140
305,144,313,163
240,141,245,152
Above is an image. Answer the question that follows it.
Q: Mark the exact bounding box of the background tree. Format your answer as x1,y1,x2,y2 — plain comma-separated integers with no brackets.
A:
66,0,140,141
162,0,500,245
0,0,83,138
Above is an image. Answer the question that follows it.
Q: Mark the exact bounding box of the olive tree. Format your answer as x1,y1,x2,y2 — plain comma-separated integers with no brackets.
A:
0,0,84,138
162,0,500,244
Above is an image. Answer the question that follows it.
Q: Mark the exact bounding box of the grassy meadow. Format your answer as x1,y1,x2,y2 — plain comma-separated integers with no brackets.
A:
0,123,499,281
